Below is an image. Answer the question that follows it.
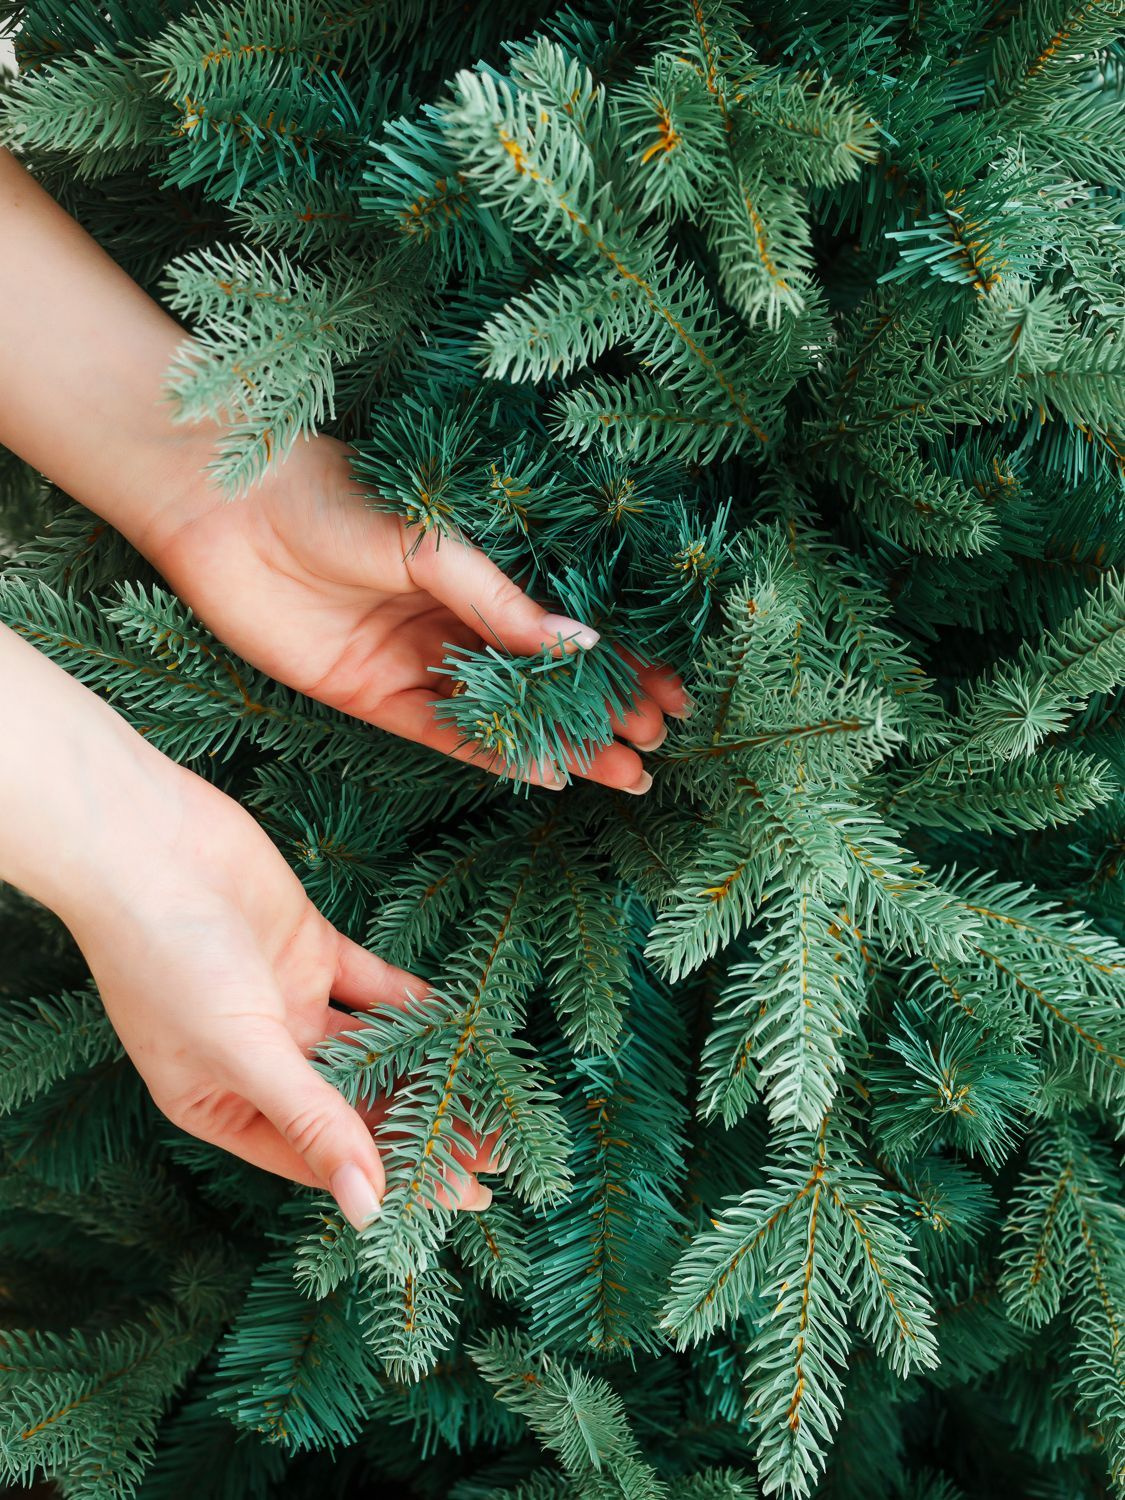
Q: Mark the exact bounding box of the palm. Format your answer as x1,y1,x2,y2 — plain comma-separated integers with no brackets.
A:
156,436,473,716
78,769,492,1208
150,432,685,787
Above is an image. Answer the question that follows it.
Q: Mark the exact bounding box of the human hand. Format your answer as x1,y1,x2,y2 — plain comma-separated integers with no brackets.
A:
70,761,496,1230
0,624,493,1230
69,761,497,1228
0,154,683,785
133,433,689,791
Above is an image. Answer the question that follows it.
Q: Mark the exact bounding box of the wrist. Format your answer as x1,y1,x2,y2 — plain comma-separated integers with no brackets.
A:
10,721,189,932
0,621,192,927
0,154,237,565
118,427,356,578
97,414,230,565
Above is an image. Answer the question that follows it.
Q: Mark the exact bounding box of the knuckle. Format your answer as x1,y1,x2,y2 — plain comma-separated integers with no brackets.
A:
152,1094,188,1130
148,1080,201,1131
490,574,525,612
281,1103,334,1158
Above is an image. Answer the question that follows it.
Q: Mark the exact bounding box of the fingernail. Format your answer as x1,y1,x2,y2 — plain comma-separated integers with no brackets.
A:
330,1161,382,1231
668,695,694,720
541,614,600,651
632,722,668,752
462,1183,493,1213
622,770,653,796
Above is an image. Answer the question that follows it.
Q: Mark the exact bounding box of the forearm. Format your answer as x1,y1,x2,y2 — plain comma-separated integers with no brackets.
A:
0,148,219,556
0,620,184,925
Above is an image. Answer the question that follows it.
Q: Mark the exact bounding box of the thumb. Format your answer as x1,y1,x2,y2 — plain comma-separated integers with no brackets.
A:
404,526,600,657
234,1024,386,1231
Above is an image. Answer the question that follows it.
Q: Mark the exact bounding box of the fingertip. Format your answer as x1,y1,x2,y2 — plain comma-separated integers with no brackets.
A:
635,660,691,719
569,740,650,793
330,1159,384,1232
405,533,565,657
459,1180,494,1213
620,769,654,796
434,1171,490,1212
539,613,600,653
233,1028,387,1213
473,1139,504,1174
632,721,669,752
607,692,666,750
334,934,427,1010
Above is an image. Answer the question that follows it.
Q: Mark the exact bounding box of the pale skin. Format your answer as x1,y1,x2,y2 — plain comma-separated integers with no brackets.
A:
0,148,687,1231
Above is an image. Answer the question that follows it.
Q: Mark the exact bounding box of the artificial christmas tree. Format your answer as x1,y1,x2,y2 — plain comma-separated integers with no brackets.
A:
1,1,1125,1495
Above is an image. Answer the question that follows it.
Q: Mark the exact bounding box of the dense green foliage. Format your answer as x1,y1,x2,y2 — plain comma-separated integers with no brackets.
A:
2,1,1125,1496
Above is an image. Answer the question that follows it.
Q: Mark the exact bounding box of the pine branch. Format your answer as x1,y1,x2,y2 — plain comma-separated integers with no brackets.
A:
0,987,119,1115
701,886,868,1131
363,1265,461,1383
212,1249,380,1451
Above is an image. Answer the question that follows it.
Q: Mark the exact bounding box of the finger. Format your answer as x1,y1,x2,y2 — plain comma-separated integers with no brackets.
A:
348,1087,492,1212
630,655,692,720
315,1008,393,1114
184,1096,495,1213
436,1117,494,1212
403,527,600,658
224,1018,386,1232
190,1094,496,1212
192,1109,325,1190
469,1125,504,1174
376,688,652,793
322,1004,381,1043
373,688,569,789
167,1088,327,1189
333,934,430,1011
552,732,652,795
453,1178,493,1212
607,691,667,751
433,1169,493,1213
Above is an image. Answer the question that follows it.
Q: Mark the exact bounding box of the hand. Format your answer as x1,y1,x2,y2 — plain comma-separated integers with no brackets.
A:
56,729,493,1230
0,622,493,1228
135,433,689,791
0,155,679,787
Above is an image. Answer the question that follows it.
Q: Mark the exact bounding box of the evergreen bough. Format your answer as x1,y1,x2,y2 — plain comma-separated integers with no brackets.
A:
1,1,1125,1496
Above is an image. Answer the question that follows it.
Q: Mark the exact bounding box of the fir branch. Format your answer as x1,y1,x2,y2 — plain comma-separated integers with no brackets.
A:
363,1264,461,1383
524,966,689,1357
536,838,628,1053
949,872,1125,1105
292,1194,359,1300
432,638,639,786
0,987,120,1115
159,242,402,493
988,0,1125,113
212,1249,380,1451
999,1122,1125,1474
743,1171,850,1499
701,886,868,1131
470,1330,669,1495
451,1203,531,1300
0,47,162,166
879,746,1116,836
0,1304,218,1488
